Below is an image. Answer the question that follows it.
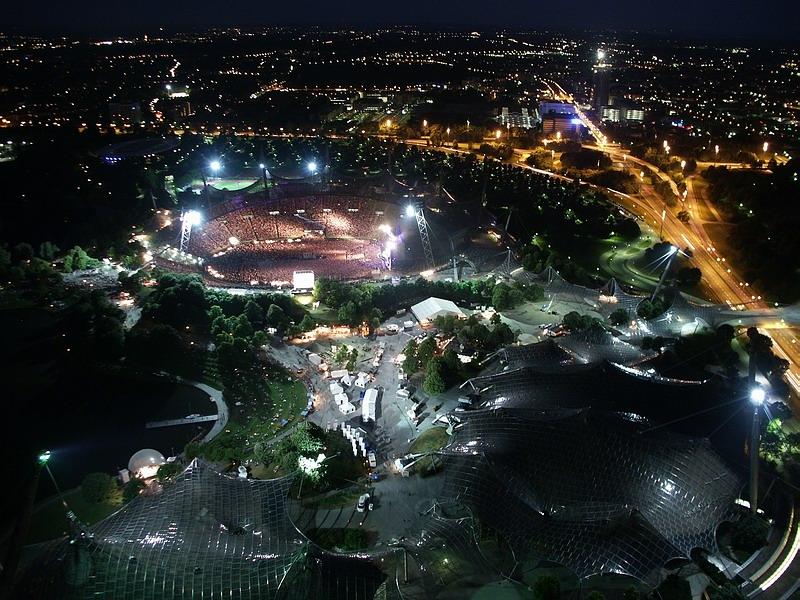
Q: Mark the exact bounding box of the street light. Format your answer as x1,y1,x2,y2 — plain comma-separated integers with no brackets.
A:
38,450,51,465
762,141,769,154
307,160,318,173
209,160,221,174
495,129,502,139
749,386,766,513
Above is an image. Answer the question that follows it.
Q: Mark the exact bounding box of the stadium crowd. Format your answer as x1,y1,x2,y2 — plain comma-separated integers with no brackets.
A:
186,194,396,284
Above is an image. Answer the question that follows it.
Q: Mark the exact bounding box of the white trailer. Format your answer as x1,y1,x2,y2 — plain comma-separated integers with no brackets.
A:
362,388,378,423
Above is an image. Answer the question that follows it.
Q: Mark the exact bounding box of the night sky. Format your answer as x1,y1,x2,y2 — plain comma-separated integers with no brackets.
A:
1,0,798,40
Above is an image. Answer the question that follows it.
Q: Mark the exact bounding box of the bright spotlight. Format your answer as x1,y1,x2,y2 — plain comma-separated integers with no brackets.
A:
307,161,318,173
183,210,203,227
385,240,397,252
228,236,240,246
378,224,391,234
750,387,766,405
38,450,52,465
209,160,221,173
259,163,265,169
165,84,172,91
669,245,679,256
405,205,415,217
597,49,606,61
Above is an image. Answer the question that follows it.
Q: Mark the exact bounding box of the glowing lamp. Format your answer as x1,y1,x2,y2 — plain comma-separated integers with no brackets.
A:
750,387,766,406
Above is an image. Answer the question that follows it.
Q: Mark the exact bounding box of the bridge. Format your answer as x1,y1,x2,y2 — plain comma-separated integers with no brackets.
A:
145,414,218,429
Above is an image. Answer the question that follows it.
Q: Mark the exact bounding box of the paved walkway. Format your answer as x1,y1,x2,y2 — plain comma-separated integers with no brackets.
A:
172,378,229,444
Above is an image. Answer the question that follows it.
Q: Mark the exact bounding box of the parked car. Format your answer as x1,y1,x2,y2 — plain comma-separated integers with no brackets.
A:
357,493,370,512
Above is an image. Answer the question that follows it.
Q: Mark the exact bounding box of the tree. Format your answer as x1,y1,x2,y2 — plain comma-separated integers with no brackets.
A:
122,478,146,502
244,300,264,327
156,463,183,483
266,304,288,331
676,266,701,285
252,330,269,347
423,358,446,395
491,282,509,310
291,422,325,455
280,451,299,473
232,313,254,339
533,575,560,600
609,308,629,326
403,339,419,374
730,513,769,554
337,301,359,327
623,586,640,600
81,472,116,504
299,314,316,331
417,336,437,367
346,348,358,372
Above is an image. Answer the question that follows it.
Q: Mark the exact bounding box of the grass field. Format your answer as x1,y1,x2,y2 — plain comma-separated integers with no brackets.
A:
209,178,258,191
268,380,308,423
27,488,122,544
409,426,450,454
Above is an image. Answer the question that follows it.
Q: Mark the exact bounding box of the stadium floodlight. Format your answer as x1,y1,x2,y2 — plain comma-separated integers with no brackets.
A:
405,204,415,217
307,161,318,173
749,387,766,405
183,210,203,227
209,160,221,173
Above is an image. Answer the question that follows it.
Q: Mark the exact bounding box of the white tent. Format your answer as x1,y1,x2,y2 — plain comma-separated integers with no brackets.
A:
354,372,369,388
410,297,464,324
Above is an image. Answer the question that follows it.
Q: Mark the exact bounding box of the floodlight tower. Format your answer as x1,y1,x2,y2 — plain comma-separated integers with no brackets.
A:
180,209,202,253
748,386,766,513
651,244,679,301
407,202,435,269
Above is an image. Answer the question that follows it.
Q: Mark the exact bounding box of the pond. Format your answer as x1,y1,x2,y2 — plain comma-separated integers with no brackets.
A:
31,370,216,497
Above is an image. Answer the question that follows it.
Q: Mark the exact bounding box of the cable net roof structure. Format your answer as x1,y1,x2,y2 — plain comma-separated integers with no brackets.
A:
18,460,307,599
440,408,742,585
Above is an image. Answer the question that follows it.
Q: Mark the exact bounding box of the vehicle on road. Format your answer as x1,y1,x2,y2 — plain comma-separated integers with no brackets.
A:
357,493,370,512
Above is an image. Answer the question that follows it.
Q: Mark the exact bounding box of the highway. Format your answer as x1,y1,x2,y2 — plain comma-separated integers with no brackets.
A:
397,132,800,397
541,82,800,398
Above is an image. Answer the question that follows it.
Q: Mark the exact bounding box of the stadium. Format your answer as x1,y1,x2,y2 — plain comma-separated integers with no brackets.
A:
156,176,501,290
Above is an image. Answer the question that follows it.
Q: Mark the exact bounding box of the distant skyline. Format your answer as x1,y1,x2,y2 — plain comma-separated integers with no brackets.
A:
1,0,799,41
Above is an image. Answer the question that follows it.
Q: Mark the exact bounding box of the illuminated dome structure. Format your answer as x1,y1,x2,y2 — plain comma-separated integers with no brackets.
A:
127,448,166,479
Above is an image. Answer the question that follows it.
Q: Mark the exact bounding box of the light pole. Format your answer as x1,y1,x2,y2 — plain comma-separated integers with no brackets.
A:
204,160,221,207
651,244,678,301
749,387,766,513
